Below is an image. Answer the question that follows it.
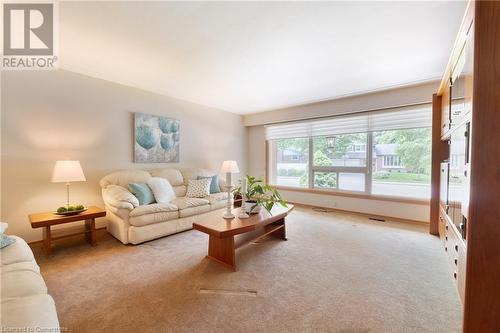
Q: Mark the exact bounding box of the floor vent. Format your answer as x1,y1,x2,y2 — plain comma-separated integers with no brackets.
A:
369,217,386,222
199,288,258,297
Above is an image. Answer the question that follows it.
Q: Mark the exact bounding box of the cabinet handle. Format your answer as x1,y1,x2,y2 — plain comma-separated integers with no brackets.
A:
445,225,449,230
455,245,459,252
439,216,444,221
454,259,458,265
454,272,457,279
445,236,448,241
445,247,448,252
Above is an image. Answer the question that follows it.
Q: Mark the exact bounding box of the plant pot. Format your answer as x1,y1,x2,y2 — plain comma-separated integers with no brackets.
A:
244,200,262,214
233,194,243,208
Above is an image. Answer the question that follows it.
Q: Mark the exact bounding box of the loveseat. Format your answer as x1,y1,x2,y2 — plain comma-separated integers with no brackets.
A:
1,235,60,330
100,168,230,244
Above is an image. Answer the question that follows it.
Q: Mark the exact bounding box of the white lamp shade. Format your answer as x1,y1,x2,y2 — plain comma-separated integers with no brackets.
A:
51,161,86,183
220,160,239,174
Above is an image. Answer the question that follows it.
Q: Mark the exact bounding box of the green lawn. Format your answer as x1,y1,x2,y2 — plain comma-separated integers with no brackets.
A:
372,172,430,183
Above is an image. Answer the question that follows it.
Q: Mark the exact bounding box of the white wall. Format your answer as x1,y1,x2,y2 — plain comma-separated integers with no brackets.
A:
244,80,438,126
1,70,247,242
246,82,436,222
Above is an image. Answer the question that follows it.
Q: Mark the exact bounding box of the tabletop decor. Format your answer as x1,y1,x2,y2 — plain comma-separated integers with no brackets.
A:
134,112,180,163
220,160,239,219
234,175,287,214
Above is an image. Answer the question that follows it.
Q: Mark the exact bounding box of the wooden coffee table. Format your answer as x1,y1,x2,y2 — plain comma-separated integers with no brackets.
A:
193,204,293,271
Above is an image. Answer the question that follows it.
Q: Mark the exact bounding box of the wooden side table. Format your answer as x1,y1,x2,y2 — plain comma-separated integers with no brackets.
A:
29,206,106,256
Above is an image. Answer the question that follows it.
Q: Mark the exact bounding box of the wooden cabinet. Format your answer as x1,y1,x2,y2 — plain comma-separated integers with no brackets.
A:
431,1,500,331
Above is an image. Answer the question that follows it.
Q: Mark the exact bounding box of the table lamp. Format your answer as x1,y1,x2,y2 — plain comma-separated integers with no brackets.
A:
51,160,86,207
220,160,239,219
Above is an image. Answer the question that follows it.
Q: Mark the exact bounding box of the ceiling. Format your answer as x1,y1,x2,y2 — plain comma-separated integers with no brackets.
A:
59,1,466,114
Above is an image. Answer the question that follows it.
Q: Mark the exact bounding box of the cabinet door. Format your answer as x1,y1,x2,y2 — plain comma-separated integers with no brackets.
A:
440,162,449,211
441,78,451,137
450,47,466,128
448,124,467,234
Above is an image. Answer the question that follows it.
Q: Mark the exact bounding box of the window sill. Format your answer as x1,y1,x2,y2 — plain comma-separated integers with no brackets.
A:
272,185,430,205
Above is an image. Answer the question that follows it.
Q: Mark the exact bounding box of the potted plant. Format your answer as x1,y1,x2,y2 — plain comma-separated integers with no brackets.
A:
234,176,287,214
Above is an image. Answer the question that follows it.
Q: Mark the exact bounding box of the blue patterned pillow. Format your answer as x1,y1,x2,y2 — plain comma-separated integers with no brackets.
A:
0,234,16,249
128,183,155,205
197,175,221,194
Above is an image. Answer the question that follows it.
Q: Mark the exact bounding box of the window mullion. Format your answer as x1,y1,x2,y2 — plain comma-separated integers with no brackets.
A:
308,137,313,189
366,132,373,195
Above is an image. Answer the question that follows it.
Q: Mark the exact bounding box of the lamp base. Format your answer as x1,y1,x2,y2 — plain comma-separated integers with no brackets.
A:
223,212,235,219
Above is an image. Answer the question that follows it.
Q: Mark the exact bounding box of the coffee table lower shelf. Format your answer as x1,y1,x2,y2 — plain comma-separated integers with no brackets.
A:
205,218,287,271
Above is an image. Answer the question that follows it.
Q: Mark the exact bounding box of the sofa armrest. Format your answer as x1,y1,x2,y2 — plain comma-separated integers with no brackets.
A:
102,185,138,210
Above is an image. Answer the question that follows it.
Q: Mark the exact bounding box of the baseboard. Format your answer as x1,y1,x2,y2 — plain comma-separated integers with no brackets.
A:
289,201,429,225
27,226,107,246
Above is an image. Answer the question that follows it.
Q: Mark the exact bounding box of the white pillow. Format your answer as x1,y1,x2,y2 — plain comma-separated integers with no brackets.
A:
0,222,8,234
147,177,176,203
186,179,211,198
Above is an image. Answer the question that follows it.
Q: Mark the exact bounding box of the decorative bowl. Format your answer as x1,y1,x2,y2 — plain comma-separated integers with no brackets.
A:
53,207,88,216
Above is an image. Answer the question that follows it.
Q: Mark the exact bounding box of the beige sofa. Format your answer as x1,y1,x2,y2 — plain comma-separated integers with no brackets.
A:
1,236,59,330
100,168,229,244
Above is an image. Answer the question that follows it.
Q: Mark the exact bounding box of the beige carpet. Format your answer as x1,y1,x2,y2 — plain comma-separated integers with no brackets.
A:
34,207,462,333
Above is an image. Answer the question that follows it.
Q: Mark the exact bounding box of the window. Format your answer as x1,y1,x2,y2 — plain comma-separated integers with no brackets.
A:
372,128,431,199
268,138,309,188
354,144,366,152
383,155,402,167
308,134,368,191
266,104,432,199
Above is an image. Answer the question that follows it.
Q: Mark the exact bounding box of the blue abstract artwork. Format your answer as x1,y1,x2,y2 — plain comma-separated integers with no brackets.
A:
134,113,180,163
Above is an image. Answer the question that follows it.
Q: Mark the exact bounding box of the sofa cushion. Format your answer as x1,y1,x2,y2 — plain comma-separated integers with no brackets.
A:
1,260,40,274
100,170,152,188
147,177,176,203
130,203,178,217
173,185,187,197
129,211,180,227
209,200,226,211
1,294,59,330
128,183,155,205
205,192,230,204
186,179,211,198
102,185,139,209
1,236,34,266
180,168,215,184
179,204,211,218
171,197,209,210
149,169,184,186
0,234,16,249
197,175,221,194
1,269,48,301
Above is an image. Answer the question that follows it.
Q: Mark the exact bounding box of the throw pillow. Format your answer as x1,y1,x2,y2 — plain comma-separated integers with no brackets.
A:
147,177,176,203
0,222,8,234
128,183,155,205
186,178,211,198
0,234,16,249
197,175,221,194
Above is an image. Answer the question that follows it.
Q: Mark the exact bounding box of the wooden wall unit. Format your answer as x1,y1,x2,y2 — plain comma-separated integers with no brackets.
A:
431,1,500,332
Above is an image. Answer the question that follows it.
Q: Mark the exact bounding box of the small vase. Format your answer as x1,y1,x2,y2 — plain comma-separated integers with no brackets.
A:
244,201,262,214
